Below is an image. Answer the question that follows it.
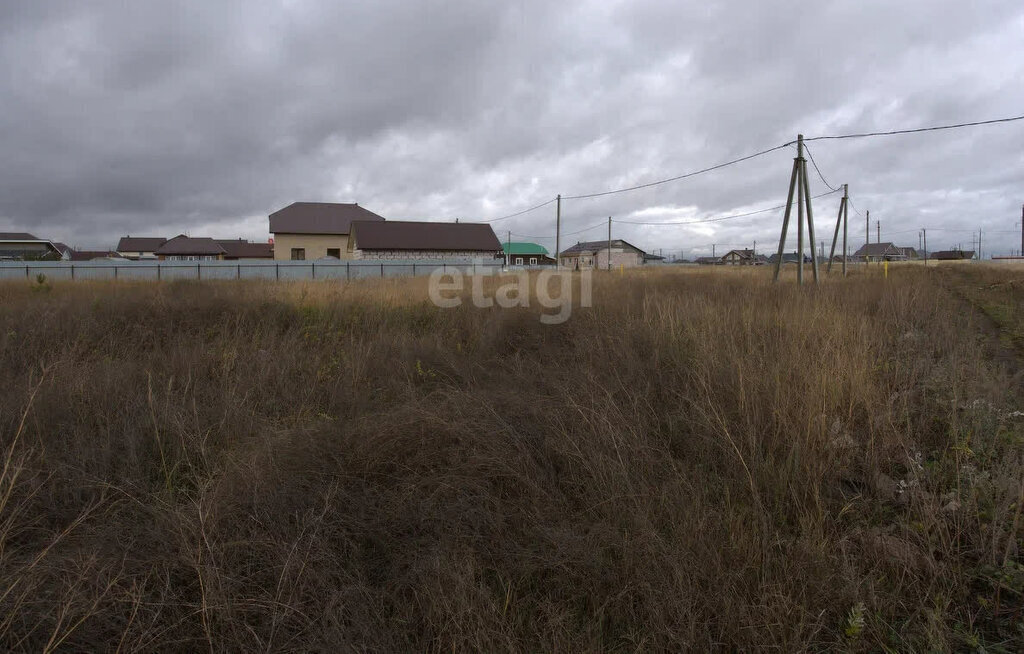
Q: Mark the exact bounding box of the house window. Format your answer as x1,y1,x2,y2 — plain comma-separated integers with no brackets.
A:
530,257,537,265
326,248,340,259
515,257,523,265
291,248,305,261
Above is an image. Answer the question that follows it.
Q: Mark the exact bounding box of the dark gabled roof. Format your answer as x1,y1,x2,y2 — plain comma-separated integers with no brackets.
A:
269,202,385,235
560,239,646,256
767,252,812,263
0,232,39,240
853,242,901,257
117,236,167,252
932,249,975,260
722,248,754,259
216,239,274,258
154,235,226,256
350,221,501,252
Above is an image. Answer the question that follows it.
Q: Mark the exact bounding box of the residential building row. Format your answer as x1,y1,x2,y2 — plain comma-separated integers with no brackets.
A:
690,243,977,265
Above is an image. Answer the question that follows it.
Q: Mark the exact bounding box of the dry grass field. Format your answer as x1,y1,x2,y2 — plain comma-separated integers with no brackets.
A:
1,265,1022,651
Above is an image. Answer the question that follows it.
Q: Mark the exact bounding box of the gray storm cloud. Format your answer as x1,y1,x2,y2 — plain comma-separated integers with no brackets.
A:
0,0,1021,256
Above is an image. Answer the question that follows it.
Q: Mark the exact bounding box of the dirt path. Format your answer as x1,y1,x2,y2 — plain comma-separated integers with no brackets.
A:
933,265,1024,376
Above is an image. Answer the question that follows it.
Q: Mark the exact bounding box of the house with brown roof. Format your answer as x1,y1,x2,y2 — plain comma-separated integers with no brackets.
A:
116,236,167,260
852,242,905,262
931,249,975,261
153,235,226,261
0,233,63,261
721,249,767,265
347,221,502,260
269,202,386,260
216,239,274,260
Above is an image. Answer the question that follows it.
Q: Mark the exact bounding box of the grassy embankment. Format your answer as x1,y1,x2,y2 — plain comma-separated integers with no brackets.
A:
0,266,1021,651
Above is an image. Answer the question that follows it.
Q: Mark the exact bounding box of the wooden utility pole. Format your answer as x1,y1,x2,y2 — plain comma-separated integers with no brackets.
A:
607,216,612,271
842,184,848,275
1021,204,1023,258
827,183,849,275
555,194,561,269
866,210,869,245
773,134,819,284
506,230,511,267
923,229,928,266
978,229,982,261
773,136,803,283
876,219,880,244
797,136,804,284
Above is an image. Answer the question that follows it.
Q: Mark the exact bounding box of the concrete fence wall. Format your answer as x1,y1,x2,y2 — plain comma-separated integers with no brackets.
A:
0,258,506,282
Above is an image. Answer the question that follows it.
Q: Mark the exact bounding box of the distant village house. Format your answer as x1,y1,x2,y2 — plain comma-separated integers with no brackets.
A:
852,242,906,262
503,242,555,266
931,249,975,261
0,233,62,261
117,237,167,260
269,202,385,260
559,239,647,269
721,249,768,265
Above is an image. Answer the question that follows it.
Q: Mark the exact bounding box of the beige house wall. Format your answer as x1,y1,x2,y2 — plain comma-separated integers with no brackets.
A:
563,249,643,269
597,249,643,269
351,249,500,260
272,233,351,260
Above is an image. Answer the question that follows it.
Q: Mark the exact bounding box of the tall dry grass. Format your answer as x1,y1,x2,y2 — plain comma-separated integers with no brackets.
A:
0,266,1021,651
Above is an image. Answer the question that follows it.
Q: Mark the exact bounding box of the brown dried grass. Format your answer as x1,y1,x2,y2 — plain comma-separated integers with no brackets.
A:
0,265,1021,651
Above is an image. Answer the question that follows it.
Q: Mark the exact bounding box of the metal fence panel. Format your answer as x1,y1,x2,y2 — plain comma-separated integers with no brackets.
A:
0,258,505,283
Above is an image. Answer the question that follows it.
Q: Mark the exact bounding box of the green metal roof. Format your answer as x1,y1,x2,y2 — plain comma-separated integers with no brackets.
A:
502,241,549,256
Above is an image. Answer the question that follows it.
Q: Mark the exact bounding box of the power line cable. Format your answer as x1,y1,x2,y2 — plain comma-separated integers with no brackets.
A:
612,188,841,226
804,113,1024,142
803,144,840,192
481,197,557,223
484,113,1023,218
562,143,793,200
511,220,606,241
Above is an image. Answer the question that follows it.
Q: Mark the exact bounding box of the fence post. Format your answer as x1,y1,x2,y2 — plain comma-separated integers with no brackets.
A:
412,263,416,276
71,264,75,280
197,263,201,281
114,266,118,280
25,265,29,279
157,264,161,281
276,263,279,281
380,263,384,278
312,262,316,280
237,264,240,280
346,262,350,281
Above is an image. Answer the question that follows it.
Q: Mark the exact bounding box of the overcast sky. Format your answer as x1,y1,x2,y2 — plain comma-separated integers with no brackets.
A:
1,1,1022,257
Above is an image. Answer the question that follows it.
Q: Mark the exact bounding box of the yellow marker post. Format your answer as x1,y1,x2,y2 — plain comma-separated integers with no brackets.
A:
883,261,888,279
619,263,624,276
